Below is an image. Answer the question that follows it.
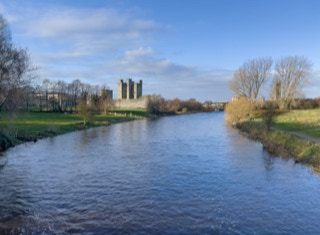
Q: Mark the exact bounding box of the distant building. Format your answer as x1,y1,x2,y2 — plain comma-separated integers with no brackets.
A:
100,88,113,99
115,79,146,109
271,80,281,102
117,79,142,100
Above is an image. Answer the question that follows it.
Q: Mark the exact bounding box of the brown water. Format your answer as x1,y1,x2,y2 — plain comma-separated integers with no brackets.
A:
1,112,320,234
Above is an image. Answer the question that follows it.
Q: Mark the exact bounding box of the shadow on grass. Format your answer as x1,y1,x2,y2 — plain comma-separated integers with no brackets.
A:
274,121,320,139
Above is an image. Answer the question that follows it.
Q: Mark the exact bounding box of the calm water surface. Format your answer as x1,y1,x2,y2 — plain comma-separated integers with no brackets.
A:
1,112,320,234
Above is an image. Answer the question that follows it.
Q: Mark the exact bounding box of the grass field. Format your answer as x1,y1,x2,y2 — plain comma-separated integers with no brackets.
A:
234,108,320,170
273,109,320,139
0,110,147,145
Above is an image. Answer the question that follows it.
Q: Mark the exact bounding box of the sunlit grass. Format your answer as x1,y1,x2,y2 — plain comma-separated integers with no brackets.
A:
238,121,320,169
0,110,146,142
273,109,320,138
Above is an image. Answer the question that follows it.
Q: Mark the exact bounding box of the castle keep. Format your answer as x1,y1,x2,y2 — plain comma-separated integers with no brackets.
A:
115,79,147,109
117,79,142,100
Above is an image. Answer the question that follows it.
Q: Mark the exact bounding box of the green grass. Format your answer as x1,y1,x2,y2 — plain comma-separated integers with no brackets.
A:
0,112,80,135
273,109,320,138
237,121,320,169
0,110,146,145
229,108,320,170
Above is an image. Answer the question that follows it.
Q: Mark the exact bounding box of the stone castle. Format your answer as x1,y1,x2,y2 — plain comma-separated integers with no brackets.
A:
115,79,148,109
117,79,142,100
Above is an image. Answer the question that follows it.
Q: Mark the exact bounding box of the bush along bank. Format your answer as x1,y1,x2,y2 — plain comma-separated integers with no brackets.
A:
236,121,320,171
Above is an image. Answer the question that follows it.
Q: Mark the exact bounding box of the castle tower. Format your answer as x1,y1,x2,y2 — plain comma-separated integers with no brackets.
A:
126,79,133,99
117,79,142,100
117,80,123,99
134,80,142,99
117,79,127,99
271,80,281,102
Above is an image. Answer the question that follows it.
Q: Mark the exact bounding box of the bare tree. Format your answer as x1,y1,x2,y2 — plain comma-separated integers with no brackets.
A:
41,79,54,111
68,79,81,112
229,57,273,101
274,56,312,109
54,80,68,112
0,15,31,111
21,85,36,111
77,82,99,125
99,85,114,114
147,94,165,115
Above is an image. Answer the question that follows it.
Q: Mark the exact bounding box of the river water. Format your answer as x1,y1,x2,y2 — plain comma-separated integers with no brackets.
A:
0,112,320,234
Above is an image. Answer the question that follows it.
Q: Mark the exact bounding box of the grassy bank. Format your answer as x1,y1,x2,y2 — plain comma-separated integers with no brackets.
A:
0,110,147,151
236,109,320,171
273,109,320,139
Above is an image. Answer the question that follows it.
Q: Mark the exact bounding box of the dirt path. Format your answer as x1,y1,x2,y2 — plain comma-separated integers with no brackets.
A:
287,131,320,143
271,127,320,144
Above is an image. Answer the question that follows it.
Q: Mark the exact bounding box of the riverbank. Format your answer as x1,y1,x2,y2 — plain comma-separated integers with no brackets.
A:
0,110,147,152
3,111,320,234
0,109,214,152
236,120,320,171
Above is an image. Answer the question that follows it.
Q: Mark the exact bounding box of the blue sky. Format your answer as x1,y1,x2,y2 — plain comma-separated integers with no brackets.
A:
1,0,319,101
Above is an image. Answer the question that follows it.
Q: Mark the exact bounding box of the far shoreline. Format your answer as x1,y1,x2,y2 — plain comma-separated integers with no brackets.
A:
0,111,145,153
0,109,216,153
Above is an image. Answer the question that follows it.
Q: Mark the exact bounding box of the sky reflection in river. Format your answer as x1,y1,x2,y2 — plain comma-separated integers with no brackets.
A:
1,112,320,234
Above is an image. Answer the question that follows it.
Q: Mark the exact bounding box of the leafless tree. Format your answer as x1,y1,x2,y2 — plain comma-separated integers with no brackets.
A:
54,80,68,112
41,79,53,111
229,57,273,102
0,15,31,111
99,85,114,114
274,56,312,109
21,85,36,111
77,82,99,125
68,79,82,112
147,94,165,115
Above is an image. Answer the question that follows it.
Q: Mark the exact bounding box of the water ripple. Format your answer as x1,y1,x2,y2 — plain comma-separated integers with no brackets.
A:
1,113,320,234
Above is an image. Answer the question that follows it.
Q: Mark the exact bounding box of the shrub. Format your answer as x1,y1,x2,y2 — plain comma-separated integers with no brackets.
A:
293,98,319,109
146,95,164,115
260,101,278,130
225,97,254,125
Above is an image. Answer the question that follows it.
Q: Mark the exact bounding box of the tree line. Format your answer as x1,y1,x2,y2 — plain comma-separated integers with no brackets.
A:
229,56,312,110
0,15,31,112
29,79,113,113
146,95,212,115
226,56,315,126
0,14,212,118
0,14,114,118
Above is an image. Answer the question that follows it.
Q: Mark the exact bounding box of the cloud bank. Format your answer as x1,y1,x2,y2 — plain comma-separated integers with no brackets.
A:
0,2,233,101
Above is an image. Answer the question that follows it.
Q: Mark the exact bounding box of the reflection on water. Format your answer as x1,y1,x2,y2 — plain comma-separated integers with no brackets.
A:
1,112,320,234
0,155,7,169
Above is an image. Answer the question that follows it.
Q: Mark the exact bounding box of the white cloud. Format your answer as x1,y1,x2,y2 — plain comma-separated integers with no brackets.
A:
109,47,196,78
1,2,232,101
15,6,167,55
1,3,170,78
108,47,233,101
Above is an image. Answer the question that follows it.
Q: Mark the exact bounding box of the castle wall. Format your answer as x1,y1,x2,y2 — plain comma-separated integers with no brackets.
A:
114,96,149,109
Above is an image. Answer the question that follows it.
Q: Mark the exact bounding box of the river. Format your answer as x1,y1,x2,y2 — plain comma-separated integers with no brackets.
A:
0,112,320,234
